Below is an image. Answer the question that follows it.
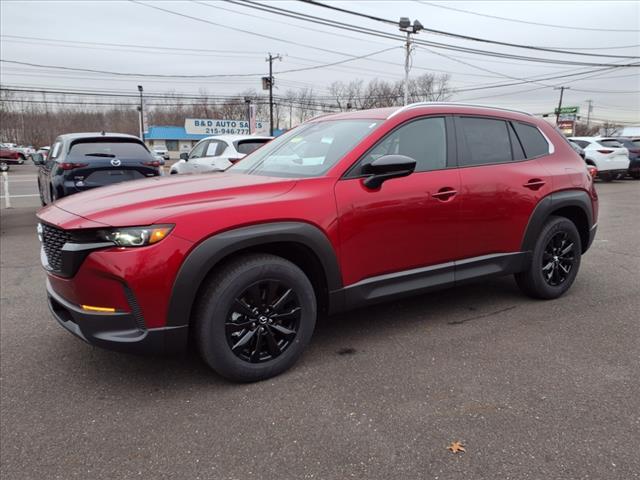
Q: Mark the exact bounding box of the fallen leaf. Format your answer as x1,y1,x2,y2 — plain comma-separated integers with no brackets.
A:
447,441,466,454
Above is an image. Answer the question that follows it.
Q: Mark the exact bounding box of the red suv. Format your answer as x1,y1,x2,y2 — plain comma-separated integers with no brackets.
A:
37,104,598,381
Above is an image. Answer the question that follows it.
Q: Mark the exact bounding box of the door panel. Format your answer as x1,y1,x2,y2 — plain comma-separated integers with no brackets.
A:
335,169,460,286
457,160,549,258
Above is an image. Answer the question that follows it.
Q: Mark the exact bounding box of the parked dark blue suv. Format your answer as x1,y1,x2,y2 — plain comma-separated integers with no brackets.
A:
34,132,161,205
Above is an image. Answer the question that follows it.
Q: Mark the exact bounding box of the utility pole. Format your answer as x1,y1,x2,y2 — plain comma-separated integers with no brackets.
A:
399,17,423,106
265,53,282,136
586,99,593,129
554,86,569,125
137,85,145,142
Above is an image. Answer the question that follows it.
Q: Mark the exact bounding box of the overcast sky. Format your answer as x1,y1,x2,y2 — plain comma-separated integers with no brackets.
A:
1,0,639,123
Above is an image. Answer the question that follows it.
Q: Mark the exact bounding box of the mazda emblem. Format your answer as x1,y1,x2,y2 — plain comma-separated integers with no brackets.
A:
110,159,121,167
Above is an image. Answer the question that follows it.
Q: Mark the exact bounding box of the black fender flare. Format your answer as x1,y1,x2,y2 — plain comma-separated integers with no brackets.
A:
166,222,342,328
521,189,594,253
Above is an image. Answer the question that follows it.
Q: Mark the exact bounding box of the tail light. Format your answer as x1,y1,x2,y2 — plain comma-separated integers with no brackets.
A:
143,161,160,167
587,166,597,178
596,149,614,154
60,162,88,170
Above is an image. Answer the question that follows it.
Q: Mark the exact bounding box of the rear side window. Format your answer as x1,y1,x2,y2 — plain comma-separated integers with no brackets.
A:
458,117,512,166
236,139,270,155
50,141,62,160
512,122,549,158
68,140,150,159
571,139,590,149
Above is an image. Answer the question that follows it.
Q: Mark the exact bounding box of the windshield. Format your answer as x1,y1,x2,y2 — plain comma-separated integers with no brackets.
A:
229,119,381,177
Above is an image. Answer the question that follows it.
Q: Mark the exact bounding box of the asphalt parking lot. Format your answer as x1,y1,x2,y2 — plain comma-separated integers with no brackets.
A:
1,176,638,479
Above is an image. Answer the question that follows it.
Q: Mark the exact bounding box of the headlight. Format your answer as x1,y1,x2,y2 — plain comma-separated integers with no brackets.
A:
98,225,174,247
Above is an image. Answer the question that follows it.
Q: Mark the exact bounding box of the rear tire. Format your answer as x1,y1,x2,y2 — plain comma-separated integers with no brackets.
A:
599,172,614,182
515,216,581,300
194,253,317,382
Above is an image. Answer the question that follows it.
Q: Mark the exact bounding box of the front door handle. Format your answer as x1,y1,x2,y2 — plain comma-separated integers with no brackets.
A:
523,179,546,190
432,187,458,201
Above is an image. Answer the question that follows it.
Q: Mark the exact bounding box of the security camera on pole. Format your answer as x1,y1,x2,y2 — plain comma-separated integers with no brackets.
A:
399,17,424,106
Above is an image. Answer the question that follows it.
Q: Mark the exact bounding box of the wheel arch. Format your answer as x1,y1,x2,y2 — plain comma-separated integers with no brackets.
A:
166,222,343,328
521,190,594,255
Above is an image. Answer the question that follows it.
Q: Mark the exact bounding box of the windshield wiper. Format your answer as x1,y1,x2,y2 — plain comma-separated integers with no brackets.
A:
84,153,116,157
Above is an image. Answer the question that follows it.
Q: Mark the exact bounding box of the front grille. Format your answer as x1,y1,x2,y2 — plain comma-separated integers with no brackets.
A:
41,224,71,272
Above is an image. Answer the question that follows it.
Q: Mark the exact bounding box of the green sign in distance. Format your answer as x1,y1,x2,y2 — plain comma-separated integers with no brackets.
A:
554,106,579,114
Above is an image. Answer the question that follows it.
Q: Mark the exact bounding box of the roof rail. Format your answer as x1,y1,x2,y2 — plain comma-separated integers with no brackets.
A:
387,102,533,119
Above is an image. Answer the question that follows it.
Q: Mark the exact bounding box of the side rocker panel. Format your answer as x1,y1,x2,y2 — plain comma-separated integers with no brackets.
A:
166,222,342,328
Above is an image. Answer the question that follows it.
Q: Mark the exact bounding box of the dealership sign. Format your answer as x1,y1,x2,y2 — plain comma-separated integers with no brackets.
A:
184,118,269,136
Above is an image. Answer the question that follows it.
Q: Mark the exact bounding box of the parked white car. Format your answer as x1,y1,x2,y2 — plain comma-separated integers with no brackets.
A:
568,136,630,181
152,147,170,161
169,135,273,175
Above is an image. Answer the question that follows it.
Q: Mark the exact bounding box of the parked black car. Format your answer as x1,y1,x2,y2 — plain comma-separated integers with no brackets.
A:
34,133,161,205
610,137,640,179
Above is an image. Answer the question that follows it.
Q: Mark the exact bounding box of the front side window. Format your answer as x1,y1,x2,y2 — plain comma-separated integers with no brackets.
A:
189,141,208,159
458,117,512,166
230,120,381,178
359,117,447,173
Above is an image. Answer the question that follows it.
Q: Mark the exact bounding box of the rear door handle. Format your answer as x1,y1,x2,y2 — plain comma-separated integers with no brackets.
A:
432,187,458,201
523,179,546,190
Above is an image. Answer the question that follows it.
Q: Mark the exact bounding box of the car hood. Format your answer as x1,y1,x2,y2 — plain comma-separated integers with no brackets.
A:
49,172,297,227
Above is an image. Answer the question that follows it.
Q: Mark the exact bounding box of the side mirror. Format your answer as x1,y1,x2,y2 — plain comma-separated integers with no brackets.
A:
361,154,416,189
179,152,189,161
31,153,45,165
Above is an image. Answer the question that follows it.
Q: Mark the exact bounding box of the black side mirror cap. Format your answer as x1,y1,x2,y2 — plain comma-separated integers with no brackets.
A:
179,152,189,161
362,154,416,189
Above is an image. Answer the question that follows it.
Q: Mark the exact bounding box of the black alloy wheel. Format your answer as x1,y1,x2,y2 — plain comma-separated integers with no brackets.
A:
195,253,317,382
226,280,301,363
515,215,582,300
541,231,575,286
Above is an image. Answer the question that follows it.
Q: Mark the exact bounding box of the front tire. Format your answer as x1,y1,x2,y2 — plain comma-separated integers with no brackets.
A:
194,253,317,382
515,216,582,300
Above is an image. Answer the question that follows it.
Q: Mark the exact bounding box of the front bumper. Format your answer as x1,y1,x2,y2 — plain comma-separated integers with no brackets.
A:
47,279,187,354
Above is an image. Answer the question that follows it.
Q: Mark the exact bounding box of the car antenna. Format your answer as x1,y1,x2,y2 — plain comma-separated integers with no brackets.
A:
101,131,105,136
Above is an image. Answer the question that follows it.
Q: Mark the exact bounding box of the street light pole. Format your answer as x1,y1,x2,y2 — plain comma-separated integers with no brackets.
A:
554,86,569,125
266,53,282,136
404,31,411,106
137,85,145,141
399,17,423,106
586,99,593,129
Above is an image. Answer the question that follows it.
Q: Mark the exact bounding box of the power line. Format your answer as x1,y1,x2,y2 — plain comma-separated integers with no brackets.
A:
0,48,398,79
296,0,640,58
141,0,640,68
416,1,640,34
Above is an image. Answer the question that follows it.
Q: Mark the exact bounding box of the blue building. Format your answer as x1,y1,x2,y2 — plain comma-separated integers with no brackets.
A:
144,126,209,158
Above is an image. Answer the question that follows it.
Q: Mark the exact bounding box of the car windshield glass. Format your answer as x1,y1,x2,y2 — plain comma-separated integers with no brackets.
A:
229,120,382,178
597,139,623,148
69,141,151,159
